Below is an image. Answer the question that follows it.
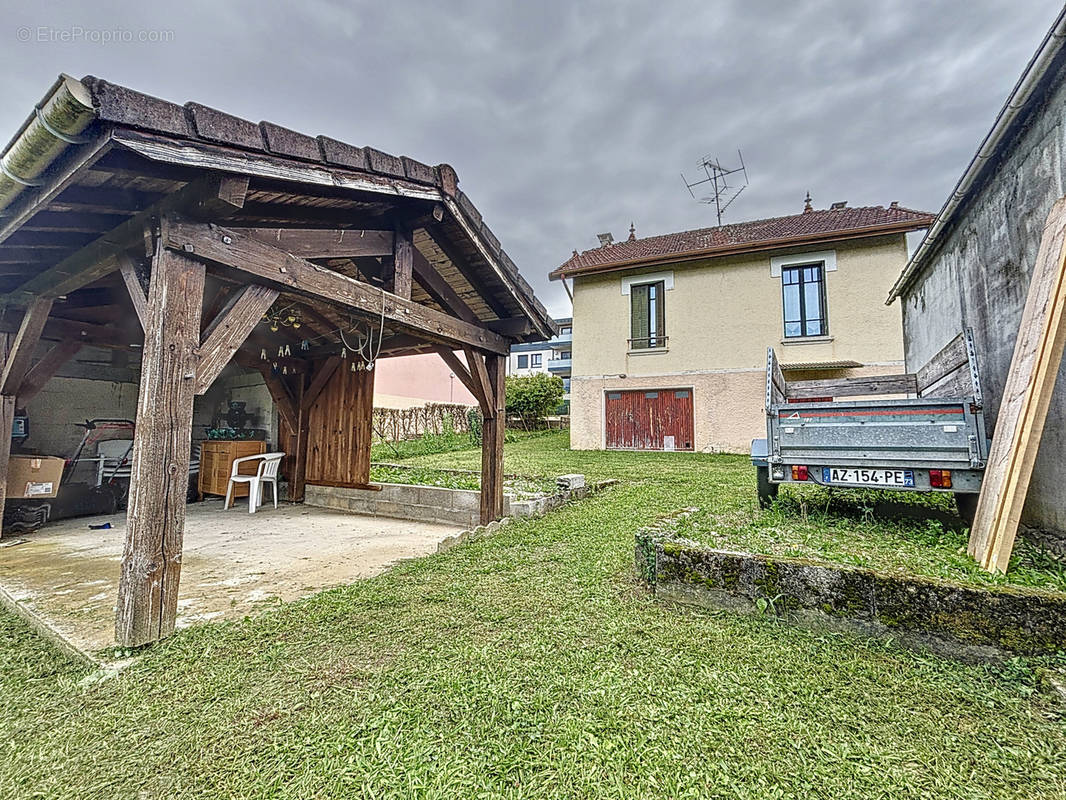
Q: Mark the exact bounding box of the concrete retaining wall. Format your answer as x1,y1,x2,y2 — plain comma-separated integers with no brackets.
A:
899,53,1066,536
636,529,1066,660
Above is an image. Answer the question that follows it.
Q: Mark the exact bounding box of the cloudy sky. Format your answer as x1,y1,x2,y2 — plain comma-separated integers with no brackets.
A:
1,1,1059,317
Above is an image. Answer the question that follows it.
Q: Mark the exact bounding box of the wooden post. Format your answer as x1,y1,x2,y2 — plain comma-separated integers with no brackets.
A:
116,244,205,647
480,353,506,525
290,378,311,503
0,300,54,536
391,224,414,300
0,395,14,533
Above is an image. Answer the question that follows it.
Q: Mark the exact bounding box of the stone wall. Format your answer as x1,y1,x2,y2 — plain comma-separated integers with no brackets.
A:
899,55,1066,535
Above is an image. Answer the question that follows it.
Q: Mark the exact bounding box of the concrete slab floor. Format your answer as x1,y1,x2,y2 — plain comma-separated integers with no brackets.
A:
0,499,463,656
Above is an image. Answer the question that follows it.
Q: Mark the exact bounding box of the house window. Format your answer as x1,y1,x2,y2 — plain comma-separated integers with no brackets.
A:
517,354,528,369
630,280,666,349
531,353,542,367
559,350,571,360
782,264,827,338
560,326,572,336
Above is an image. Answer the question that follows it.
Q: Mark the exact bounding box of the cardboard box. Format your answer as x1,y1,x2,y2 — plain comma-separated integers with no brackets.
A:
6,456,65,499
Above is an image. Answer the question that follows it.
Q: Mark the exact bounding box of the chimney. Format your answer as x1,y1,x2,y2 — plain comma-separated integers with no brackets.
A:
890,201,899,209
803,192,813,214
596,232,614,248
627,222,636,241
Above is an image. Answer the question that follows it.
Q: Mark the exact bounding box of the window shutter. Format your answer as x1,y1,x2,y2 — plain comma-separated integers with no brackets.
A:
631,284,649,347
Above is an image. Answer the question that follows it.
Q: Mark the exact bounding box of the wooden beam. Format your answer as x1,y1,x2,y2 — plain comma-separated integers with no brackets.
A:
486,317,535,337
47,185,158,216
480,354,506,525
116,247,206,647
464,346,493,415
970,197,1066,573
259,368,299,434
0,298,54,396
118,254,150,332
163,218,511,354
301,357,342,412
17,339,83,404
0,314,137,350
412,248,478,323
390,224,413,299
195,284,280,394
0,135,112,248
8,174,248,303
786,373,917,400
241,228,393,259
435,347,480,402
423,224,512,319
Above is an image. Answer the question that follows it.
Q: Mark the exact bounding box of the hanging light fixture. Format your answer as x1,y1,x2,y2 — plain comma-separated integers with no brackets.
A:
261,304,303,332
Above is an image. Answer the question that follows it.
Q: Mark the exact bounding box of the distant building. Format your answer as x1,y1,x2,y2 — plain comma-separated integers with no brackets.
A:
551,205,933,452
373,353,477,409
507,317,572,408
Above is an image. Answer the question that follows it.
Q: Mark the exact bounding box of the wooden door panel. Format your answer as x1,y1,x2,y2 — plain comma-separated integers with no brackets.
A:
605,389,693,451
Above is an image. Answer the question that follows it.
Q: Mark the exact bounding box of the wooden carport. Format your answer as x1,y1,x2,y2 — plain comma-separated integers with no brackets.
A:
0,75,556,647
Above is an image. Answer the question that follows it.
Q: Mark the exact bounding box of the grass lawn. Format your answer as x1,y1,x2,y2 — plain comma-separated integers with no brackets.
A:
675,484,1066,595
3,431,1066,798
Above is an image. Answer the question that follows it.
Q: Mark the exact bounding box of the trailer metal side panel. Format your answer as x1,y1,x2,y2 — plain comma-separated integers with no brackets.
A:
770,397,986,469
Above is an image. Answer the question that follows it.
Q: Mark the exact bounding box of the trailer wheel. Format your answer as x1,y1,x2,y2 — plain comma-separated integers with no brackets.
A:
757,466,778,509
955,493,979,525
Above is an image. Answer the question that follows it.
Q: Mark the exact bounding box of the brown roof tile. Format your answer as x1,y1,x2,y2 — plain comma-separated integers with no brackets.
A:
551,205,934,279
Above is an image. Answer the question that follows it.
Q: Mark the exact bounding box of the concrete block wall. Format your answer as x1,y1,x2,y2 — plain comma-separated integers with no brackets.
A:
305,483,499,528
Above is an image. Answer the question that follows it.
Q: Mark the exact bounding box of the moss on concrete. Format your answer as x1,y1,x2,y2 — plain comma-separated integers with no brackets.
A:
637,530,1066,658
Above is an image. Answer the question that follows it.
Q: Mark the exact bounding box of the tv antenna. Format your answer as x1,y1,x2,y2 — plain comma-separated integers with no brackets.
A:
681,150,749,226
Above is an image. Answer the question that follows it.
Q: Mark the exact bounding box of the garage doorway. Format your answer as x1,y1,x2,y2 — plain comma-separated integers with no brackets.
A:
605,388,694,451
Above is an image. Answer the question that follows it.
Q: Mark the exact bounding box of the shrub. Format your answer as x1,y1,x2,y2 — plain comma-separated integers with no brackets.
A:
467,407,483,445
505,373,566,428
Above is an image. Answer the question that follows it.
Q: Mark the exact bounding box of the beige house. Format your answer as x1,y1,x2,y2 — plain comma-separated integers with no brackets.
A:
549,201,934,453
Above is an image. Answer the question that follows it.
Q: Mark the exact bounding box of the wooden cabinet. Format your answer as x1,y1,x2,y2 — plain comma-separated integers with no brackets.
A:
198,440,267,498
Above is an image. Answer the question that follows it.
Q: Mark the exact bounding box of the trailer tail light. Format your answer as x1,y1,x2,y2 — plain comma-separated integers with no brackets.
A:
929,469,952,489
791,465,809,481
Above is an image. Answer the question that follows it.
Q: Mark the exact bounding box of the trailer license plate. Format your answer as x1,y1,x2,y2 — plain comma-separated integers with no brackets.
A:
821,467,914,487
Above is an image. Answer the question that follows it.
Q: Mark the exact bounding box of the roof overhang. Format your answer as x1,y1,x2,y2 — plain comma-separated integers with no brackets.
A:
781,360,863,371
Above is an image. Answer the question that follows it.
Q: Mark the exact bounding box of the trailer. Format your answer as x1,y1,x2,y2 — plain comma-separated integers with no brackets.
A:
750,329,988,521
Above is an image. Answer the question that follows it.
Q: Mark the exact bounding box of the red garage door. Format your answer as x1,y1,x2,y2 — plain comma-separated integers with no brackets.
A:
605,389,694,451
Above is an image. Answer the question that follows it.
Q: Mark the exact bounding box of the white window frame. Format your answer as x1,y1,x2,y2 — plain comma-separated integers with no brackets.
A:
770,250,836,278
621,270,674,295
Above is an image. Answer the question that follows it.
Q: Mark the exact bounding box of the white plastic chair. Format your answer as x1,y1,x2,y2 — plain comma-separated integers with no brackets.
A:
224,452,285,513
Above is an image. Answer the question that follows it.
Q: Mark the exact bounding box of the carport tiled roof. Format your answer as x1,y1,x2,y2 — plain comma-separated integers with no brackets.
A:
0,75,555,342
76,76,554,336
550,204,934,280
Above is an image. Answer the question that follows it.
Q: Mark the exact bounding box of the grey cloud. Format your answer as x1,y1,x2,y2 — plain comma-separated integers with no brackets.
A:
0,0,1057,318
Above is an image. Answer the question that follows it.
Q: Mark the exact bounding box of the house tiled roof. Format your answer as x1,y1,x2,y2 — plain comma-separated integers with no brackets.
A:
550,204,934,280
